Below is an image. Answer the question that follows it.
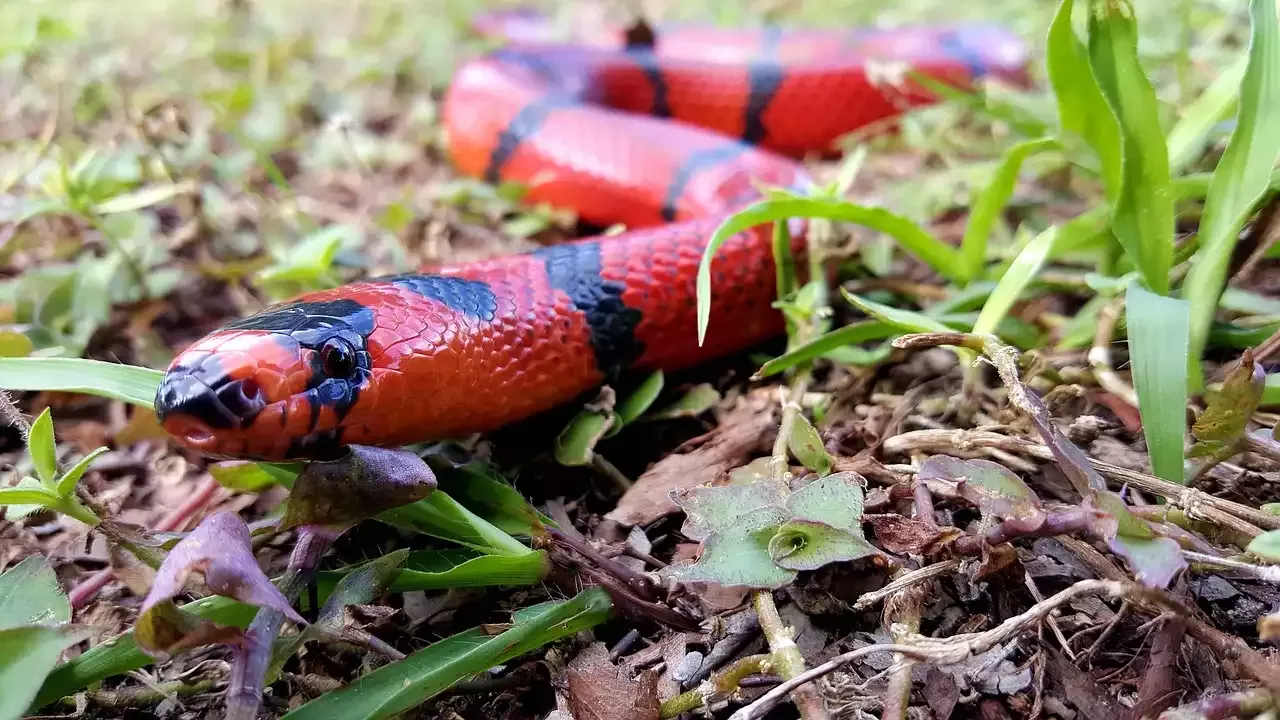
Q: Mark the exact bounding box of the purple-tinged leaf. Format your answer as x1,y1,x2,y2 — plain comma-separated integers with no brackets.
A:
280,446,436,532
142,511,301,621
1190,350,1265,459
1090,492,1185,588
918,455,1042,521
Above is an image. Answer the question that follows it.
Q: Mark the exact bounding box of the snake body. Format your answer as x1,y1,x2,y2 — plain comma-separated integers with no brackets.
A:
154,12,1029,460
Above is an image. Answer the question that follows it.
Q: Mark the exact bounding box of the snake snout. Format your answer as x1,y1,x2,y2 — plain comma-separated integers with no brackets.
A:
155,371,267,431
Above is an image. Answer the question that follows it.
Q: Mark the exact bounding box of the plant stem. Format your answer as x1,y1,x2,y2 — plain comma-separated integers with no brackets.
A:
225,528,334,720
658,654,774,718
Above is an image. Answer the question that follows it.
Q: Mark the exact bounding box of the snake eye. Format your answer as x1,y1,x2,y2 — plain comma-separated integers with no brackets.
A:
320,338,357,379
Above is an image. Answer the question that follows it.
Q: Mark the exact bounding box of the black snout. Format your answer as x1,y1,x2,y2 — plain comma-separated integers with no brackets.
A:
155,372,265,429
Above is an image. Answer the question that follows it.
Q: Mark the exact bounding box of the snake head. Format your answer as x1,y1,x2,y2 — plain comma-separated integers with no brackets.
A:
155,297,375,461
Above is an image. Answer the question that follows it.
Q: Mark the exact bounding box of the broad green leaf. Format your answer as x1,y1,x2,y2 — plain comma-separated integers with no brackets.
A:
1088,0,1175,295
1184,0,1280,378
0,556,69,630
615,371,664,426
1125,282,1190,484
1166,56,1247,172
663,480,795,589
755,321,896,378
1046,0,1122,197
787,414,831,476
698,194,961,344
1093,490,1185,588
55,447,108,498
279,588,613,720
1221,287,1280,316
973,226,1058,337
959,138,1063,283
0,358,163,408
1264,374,1280,408
1247,529,1280,563
769,520,877,571
786,472,867,531
0,626,89,720
28,408,57,487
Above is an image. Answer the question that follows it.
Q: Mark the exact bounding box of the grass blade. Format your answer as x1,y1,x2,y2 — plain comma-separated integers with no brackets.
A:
697,194,961,344
280,588,613,720
959,138,1063,283
755,321,896,377
1047,0,1122,197
1166,55,1247,172
1088,0,1175,295
1183,0,1280,378
0,358,163,409
1125,282,1191,484
973,226,1059,337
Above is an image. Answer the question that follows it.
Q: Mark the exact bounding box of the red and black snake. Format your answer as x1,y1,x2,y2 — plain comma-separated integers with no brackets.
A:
155,11,1030,460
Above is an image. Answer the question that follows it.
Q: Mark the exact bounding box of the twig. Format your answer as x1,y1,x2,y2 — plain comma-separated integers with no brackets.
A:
1183,551,1280,583
730,579,1147,720
853,560,961,611
1244,432,1280,464
881,567,929,720
1087,299,1140,410
54,679,217,710
1156,688,1276,720
1130,585,1187,720
225,528,336,720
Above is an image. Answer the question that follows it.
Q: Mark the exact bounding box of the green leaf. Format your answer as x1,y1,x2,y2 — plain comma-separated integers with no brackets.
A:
1088,0,1175,295
755,321,896,378
841,290,953,335
208,461,300,492
431,463,554,538
1264,374,1280,408
0,484,59,508
1189,353,1265,459
959,138,1063,283
0,358,162,408
643,384,721,421
386,550,550,591
0,332,33,358
1125,282,1190,484
769,520,876,571
1247,529,1280,563
0,556,69,630
554,410,614,467
90,182,194,215
698,194,961,344
973,226,1058,337
615,371,664,426
663,480,795,589
55,447,108,498
279,588,613,720
0,626,89,720
1166,56,1247,172
772,219,798,300
787,414,831,476
1046,0,1122,197
1183,0,1280,377
27,408,57,488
